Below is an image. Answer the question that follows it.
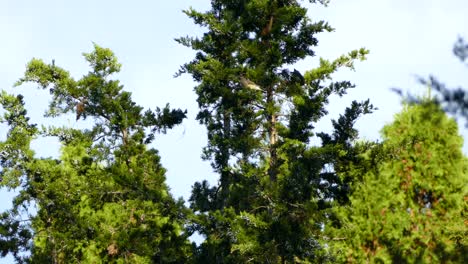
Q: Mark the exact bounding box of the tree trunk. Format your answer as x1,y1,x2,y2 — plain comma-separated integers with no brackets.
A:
267,86,278,182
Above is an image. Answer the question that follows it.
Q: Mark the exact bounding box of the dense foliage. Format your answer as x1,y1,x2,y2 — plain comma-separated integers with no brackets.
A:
0,45,192,263
0,1,466,263
328,100,468,263
178,0,374,262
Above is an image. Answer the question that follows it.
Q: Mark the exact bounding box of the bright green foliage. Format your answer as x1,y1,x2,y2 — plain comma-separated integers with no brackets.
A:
0,45,192,263
179,0,374,262
329,100,468,263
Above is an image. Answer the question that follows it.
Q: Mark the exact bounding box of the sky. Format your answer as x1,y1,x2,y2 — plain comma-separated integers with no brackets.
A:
1,0,468,261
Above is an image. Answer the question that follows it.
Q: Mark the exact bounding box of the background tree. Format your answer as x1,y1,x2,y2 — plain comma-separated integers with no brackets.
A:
178,0,374,262
0,44,192,263
328,99,468,263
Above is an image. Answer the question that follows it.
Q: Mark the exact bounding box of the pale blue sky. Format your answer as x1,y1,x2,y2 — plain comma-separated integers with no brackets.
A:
1,0,468,262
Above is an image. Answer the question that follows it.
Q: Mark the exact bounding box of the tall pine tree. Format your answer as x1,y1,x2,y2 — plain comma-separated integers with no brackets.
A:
0,44,193,263
178,0,374,262
329,99,468,263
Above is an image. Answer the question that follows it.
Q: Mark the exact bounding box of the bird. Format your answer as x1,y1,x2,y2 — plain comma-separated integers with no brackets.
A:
76,100,86,120
239,75,262,91
291,69,305,85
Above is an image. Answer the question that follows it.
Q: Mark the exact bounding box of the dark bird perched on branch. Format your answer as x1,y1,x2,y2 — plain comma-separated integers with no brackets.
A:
279,69,305,86
292,69,305,85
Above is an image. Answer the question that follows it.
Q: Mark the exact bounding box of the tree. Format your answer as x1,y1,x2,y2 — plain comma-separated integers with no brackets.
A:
328,99,468,263
178,0,374,262
0,44,193,263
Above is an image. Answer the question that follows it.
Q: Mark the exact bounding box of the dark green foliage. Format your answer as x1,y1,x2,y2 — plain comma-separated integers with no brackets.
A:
5,2,465,263
179,0,374,262
329,100,468,263
0,45,192,263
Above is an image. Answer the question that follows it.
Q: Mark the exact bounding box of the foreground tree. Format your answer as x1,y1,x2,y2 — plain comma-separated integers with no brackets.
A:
0,45,192,263
178,0,374,262
329,99,468,263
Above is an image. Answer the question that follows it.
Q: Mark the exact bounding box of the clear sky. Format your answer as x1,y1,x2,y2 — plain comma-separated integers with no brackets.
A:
1,0,467,262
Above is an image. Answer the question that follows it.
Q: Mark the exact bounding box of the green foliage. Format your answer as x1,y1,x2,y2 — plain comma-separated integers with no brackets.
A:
329,100,468,263
3,2,465,263
179,0,374,262
0,45,192,263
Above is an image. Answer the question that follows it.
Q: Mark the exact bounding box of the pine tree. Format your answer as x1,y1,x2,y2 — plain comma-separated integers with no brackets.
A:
329,100,468,263
178,1,374,262
0,44,193,263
